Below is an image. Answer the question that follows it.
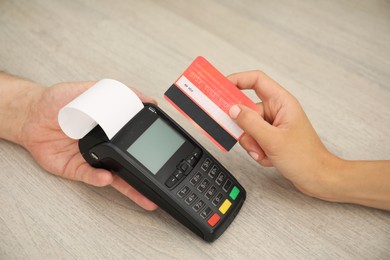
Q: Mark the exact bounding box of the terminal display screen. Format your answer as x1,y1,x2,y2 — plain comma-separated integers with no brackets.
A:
127,118,185,174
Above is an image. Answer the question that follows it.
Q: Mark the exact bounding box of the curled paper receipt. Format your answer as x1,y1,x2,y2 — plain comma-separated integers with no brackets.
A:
58,79,144,140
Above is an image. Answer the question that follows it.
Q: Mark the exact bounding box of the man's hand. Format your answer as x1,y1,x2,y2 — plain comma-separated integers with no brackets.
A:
0,73,157,211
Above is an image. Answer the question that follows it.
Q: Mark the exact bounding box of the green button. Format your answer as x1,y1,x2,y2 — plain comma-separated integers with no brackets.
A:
229,186,240,200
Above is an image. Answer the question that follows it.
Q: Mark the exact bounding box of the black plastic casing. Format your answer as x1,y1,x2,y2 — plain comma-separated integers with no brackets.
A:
79,104,245,242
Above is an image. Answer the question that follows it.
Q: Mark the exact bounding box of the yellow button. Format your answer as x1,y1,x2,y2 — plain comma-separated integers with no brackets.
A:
219,199,232,214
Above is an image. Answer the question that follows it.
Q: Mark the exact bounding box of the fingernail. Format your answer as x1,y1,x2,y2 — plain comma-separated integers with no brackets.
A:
249,151,259,161
229,105,241,119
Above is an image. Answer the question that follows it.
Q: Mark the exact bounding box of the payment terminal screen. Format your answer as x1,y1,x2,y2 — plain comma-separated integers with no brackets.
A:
127,118,186,174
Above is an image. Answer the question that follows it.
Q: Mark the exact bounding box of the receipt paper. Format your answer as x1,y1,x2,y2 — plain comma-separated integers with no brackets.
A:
58,79,143,140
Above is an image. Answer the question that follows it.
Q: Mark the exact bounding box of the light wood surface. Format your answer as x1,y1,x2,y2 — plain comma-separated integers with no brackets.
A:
1,0,389,259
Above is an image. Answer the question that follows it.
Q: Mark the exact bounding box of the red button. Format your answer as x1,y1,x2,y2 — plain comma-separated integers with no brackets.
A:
207,213,221,227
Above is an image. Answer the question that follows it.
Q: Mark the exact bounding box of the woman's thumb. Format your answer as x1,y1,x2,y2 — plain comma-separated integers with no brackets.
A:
229,104,275,147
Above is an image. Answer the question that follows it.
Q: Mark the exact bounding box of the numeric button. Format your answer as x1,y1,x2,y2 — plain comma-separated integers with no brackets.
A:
215,172,226,186
208,165,218,179
177,186,190,198
204,186,217,200
197,178,210,193
192,200,206,212
185,193,198,205
190,172,202,186
212,192,224,207
201,158,212,171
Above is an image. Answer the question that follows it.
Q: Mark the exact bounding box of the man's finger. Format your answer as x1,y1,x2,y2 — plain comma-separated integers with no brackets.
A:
111,175,158,211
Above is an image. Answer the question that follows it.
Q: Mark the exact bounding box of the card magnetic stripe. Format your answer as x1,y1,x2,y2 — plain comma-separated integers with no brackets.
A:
165,84,236,151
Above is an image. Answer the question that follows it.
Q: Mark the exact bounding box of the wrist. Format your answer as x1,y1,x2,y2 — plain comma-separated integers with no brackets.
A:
0,73,45,145
323,159,390,209
314,153,348,202
295,150,345,202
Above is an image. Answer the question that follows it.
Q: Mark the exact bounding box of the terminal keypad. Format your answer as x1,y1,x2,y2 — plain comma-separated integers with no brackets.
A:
172,151,241,228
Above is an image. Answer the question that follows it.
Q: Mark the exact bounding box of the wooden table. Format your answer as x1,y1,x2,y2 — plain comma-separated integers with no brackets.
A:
1,0,389,258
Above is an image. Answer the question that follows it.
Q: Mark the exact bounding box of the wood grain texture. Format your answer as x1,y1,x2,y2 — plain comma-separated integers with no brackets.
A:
0,0,389,259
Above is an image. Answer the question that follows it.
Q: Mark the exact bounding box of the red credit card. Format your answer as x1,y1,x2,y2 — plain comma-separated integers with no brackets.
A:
164,56,257,152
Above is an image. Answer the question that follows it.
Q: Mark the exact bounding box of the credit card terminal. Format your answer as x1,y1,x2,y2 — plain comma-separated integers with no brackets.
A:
79,103,246,242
